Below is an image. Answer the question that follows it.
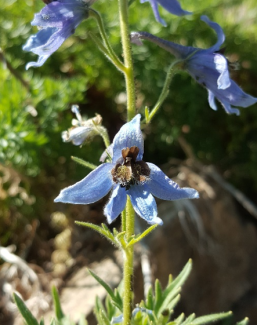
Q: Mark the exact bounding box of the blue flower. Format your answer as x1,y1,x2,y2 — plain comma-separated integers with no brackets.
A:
131,16,257,115
23,0,94,69
140,0,192,26
55,115,198,225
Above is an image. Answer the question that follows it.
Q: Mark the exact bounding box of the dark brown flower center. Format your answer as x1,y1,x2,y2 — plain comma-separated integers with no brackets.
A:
111,146,150,190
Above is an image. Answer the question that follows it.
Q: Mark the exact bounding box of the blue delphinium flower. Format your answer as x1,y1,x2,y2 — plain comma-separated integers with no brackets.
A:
131,16,257,115
23,0,95,69
141,0,192,26
55,115,199,225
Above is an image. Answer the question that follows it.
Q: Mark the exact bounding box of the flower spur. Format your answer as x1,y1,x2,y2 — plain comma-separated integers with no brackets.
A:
55,115,199,225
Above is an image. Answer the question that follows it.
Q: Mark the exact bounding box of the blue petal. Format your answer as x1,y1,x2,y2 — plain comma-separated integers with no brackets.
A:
157,0,192,16
54,163,113,204
148,0,167,26
63,126,92,145
147,163,199,200
112,114,144,162
201,15,225,52
31,1,87,28
187,52,230,90
104,185,127,224
128,184,163,225
208,90,218,111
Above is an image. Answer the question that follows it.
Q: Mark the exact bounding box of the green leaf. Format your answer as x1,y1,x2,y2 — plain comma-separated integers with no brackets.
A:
88,269,123,311
13,293,39,325
39,319,45,325
127,225,158,247
154,279,163,313
172,313,185,325
188,311,232,324
236,318,249,325
52,286,65,321
71,156,97,170
94,297,111,325
182,313,195,324
146,287,154,310
75,222,118,247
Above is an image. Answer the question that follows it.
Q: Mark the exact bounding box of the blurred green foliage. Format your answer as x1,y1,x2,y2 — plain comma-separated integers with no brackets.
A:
0,0,257,246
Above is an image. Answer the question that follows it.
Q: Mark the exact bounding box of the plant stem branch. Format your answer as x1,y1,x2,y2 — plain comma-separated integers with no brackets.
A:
118,0,136,121
89,9,125,73
146,60,182,123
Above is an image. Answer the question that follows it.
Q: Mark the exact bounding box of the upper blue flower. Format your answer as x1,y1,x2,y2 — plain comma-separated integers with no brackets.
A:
141,0,192,26
131,16,257,115
23,0,94,70
54,115,199,225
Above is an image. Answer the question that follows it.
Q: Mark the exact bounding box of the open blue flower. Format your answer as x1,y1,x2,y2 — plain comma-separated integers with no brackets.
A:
55,115,198,225
23,0,94,69
141,0,192,26
131,16,257,115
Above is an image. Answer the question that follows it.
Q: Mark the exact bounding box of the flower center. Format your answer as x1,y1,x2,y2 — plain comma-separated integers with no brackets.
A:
111,146,150,190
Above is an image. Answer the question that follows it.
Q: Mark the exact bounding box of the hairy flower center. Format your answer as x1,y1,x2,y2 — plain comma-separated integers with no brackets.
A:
111,146,150,190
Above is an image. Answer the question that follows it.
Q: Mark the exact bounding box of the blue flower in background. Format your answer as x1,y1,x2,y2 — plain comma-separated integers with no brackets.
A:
131,16,257,115
23,0,94,69
140,0,192,26
55,115,199,225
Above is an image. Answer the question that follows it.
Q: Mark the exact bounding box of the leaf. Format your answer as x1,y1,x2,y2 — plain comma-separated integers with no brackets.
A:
13,293,39,325
51,286,65,321
236,318,249,325
71,156,97,170
39,319,45,325
75,222,118,247
188,311,232,324
154,279,163,313
146,287,154,310
88,269,122,311
172,313,185,325
182,313,195,324
127,225,158,247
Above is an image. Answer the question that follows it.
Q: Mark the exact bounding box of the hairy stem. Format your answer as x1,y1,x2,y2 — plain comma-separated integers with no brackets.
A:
147,60,182,123
123,197,135,325
118,0,136,121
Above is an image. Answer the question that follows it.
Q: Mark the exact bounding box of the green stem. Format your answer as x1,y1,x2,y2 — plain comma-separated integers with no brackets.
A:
89,9,125,73
95,126,110,148
147,60,182,123
123,197,135,325
118,0,136,121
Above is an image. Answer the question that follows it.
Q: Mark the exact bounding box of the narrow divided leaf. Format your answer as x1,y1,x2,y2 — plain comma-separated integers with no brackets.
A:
13,293,39,325
182,313,195,324
71,156,97,170
75,222,118,247
127,224,158,247
88,269,122,311
236,318,249,325
52,286,65,321
188,311,232,324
